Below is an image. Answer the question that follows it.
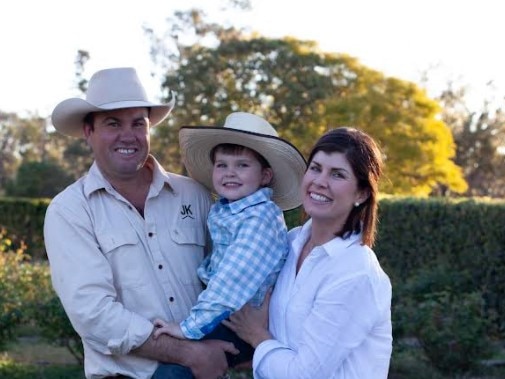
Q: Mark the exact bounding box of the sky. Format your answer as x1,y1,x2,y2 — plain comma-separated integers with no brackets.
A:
1,0,504,118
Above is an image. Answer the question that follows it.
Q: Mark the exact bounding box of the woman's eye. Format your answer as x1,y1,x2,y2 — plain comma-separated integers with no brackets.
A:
332,171,345,179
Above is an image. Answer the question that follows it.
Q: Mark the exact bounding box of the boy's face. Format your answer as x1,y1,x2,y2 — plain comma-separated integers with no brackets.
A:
212,148,273,202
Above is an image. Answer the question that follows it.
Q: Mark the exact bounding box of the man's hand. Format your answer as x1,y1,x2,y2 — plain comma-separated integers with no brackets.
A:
185,339,239,379
133,329,238,379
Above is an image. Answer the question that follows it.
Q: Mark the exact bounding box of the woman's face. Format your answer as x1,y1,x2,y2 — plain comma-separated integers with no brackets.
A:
302,150,366,230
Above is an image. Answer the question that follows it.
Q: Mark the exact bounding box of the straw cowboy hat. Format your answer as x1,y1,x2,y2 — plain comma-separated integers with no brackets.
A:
179,112,307,211
51,67,174,137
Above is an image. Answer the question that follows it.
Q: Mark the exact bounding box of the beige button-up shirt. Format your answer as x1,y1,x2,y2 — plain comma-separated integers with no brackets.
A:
44,156,212,379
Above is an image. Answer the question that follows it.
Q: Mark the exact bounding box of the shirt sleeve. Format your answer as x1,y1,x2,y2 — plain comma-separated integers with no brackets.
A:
180,210,288,340
253,275,383,379
44,199,153,355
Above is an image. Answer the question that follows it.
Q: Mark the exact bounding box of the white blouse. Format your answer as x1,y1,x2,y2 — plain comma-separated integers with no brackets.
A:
252,219,392,379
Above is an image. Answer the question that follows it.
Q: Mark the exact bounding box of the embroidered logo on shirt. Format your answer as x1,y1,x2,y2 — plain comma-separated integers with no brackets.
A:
181,204,194,219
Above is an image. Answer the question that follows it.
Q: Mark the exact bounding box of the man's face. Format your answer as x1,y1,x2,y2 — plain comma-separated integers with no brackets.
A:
84,107,150,182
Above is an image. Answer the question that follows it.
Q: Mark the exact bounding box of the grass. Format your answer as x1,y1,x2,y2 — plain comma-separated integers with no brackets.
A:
0,335,83,379
2,333,505,379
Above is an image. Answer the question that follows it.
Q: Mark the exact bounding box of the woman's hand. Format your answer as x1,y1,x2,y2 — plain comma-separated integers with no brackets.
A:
223,289,273,348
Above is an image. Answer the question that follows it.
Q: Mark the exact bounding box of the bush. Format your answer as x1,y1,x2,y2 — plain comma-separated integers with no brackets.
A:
394,266,495,375
31,296,83,365
0,227,82,364
0,228,30,348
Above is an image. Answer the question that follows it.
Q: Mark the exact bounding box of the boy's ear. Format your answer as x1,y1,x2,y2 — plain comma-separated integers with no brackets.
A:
261,167,274,186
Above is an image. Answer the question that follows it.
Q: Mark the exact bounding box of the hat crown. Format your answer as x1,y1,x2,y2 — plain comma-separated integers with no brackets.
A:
223,112,279,137
86,67,149,106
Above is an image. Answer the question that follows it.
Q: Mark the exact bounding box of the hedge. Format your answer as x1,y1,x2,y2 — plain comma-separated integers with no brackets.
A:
1,195,505,336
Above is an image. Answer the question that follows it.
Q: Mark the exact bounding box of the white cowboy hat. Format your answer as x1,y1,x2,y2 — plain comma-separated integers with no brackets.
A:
179,112,307,211
51,67,174,137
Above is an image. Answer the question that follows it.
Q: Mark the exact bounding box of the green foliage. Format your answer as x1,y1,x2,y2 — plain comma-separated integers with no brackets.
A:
2,195,505,377
0,197,50,259
393,265,494,375
377,196,505,337
31,296,83,365
148,12,467,196
414,291,492,374
438,84,505,198
0,228,46,348
0,359,84,379
326,73,467,196
6,160,74,199
0,227,82,364
0,113,49,195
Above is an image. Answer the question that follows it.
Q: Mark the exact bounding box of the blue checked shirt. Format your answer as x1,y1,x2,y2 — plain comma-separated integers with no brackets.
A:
180,187,289,339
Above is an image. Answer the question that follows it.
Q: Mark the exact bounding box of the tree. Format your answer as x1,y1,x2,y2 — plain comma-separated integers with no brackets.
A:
438,83,505,197
326,64,467,196
0,112,52,195
148,10,466,196
6,160,74,198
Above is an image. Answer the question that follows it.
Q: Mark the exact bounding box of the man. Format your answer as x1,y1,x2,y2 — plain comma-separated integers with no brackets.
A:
44,67,237,379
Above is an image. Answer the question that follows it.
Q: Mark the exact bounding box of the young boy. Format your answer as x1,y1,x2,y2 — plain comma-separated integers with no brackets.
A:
154,112,306,367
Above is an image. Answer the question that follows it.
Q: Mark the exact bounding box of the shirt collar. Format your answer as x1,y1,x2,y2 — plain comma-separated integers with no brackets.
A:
83,155,173,198
217,187,273,214
296,218,363,257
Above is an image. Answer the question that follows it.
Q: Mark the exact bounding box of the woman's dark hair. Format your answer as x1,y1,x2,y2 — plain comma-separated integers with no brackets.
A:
307,127,383,247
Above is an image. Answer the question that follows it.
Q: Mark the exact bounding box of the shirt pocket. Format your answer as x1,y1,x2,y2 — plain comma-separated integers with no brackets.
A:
169,225,206,246
96,231,147,289
167,226,206,286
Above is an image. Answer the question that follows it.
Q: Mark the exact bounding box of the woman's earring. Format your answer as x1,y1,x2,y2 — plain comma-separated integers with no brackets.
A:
354,202,360,207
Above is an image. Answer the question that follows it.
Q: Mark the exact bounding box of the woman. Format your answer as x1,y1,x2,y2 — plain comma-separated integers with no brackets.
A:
224,127,392,379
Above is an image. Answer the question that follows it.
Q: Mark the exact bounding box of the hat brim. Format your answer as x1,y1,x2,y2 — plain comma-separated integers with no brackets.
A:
179,126,307,211
51,98,173,137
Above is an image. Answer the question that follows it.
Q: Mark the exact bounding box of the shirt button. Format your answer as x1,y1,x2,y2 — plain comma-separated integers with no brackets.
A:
169,297,174,302
148,232,154,237
128,205,133,210
158,264,163,269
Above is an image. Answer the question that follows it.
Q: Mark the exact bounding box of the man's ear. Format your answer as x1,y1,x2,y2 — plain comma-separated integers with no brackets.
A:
83,123,92,138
